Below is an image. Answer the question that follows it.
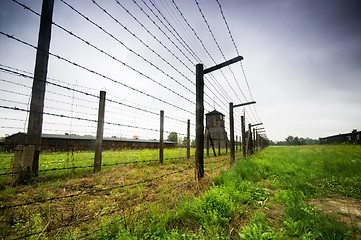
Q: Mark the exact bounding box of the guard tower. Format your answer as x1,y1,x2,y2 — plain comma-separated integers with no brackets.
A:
205,110,228,149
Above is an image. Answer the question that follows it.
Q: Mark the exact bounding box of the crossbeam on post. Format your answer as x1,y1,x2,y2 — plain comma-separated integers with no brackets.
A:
203,56,244,74
233,101,256,108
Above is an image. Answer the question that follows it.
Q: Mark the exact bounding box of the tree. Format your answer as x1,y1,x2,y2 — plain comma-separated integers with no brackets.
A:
191,139,196,147
285,136,294,145
279,135,318,146
182,137,188,146
167,132,178,143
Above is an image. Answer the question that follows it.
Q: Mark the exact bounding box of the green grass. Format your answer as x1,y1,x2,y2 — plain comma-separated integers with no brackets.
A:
0,148,198,183
90,145,360,239
0,148,230,239
1,145,360,239
1,147,232,186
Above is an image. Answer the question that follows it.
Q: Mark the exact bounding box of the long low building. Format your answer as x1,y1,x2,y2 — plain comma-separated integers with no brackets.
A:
2,132,177,152
319,129,361,145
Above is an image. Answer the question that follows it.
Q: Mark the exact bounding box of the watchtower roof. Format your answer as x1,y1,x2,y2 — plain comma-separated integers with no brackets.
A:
205,110,224,116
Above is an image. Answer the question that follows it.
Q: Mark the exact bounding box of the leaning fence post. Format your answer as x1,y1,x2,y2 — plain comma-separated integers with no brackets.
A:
94,91,106,173
26,0,55,178
159,110,164,164
187,119,190,159
13,145,34,185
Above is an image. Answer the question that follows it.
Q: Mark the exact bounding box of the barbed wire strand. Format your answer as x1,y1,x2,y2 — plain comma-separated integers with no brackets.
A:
0,31,194,115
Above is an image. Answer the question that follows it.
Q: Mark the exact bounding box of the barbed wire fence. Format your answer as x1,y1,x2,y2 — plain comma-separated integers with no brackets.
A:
0,0,270,238
0,0,267,178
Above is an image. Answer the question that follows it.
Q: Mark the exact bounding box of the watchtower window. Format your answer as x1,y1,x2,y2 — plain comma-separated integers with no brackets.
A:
216,115,223,121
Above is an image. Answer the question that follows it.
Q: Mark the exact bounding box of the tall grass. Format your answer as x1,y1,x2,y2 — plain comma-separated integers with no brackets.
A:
1,145,359,239
92,145,359,239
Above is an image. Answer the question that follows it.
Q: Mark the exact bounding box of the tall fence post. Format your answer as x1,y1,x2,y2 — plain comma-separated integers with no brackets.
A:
229,102,235,165
159,110,164,164
195,64,204,180
248,123,254,155
25,0,55,177
195,56,243,181
187,119,190,159
94,91,106,173
241,115,246,157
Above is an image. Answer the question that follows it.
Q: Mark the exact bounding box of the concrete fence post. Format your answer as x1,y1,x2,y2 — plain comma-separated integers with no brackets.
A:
94,91,106,173
26,0,55,177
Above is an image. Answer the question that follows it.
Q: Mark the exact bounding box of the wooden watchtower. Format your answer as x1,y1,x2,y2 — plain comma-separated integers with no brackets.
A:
205,110,228,150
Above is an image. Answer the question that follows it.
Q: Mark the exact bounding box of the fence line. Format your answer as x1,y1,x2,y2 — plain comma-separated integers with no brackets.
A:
0,0,268,177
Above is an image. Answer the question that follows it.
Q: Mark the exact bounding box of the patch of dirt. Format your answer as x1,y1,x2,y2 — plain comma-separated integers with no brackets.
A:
310,196,361,229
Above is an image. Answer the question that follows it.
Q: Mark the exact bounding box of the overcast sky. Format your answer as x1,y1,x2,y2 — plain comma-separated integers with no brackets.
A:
0,0,360,141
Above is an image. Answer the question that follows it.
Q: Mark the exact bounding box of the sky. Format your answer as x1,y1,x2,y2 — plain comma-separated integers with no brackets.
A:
0,0,360,142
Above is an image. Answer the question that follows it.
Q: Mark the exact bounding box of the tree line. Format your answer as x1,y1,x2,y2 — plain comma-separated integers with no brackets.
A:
270,136,319,146
166,132,196,147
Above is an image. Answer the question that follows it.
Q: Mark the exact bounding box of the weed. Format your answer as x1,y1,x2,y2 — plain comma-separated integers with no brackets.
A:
239,211,278,239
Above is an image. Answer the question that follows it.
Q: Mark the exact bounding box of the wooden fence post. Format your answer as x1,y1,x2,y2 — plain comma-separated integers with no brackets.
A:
195,64,204,180
241,115,246,157
253,127,256,152
229,102,235,165
159,110,164,164
187,119,190,159
94,91,106,173
195,57,243,181
26,0,55,177
248,123,254,155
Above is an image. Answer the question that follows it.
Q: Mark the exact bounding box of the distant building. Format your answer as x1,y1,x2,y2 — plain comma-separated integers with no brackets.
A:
205,110,228,148
319,129,361,145
2,132,177,152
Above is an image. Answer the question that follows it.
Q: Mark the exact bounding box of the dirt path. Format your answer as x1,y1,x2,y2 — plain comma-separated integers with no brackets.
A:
310,197,361,229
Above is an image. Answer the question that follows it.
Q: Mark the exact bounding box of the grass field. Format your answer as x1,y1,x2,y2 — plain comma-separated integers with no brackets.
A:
0,147,230,239
1,145,360,239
